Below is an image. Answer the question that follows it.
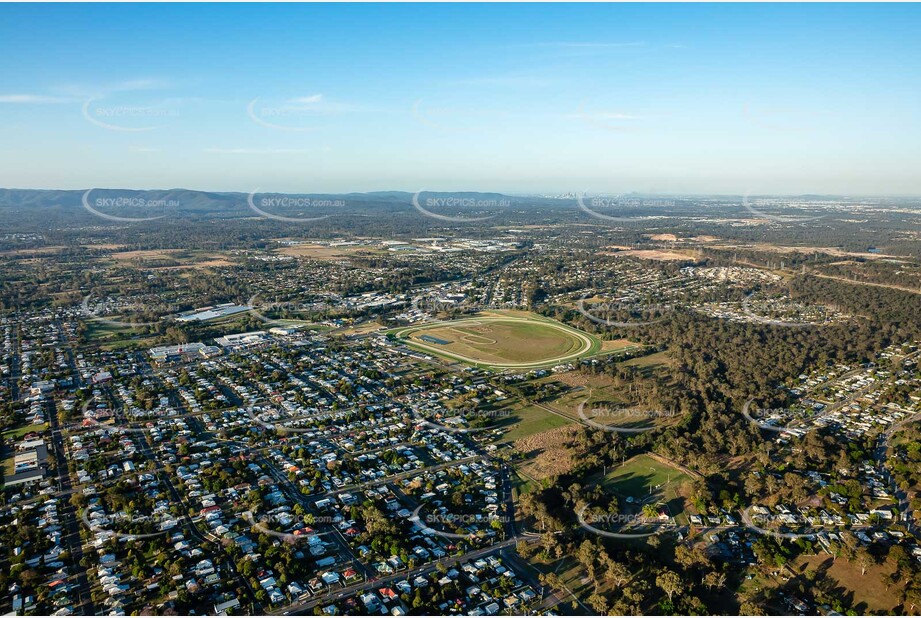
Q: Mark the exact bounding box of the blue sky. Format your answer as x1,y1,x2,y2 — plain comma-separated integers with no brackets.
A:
1,3,919,195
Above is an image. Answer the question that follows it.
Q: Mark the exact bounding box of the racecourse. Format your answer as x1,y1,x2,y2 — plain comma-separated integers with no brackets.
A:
390,312,601,369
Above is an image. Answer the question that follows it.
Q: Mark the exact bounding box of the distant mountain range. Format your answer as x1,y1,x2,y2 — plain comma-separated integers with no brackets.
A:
0,188,547,219
3,188,908,226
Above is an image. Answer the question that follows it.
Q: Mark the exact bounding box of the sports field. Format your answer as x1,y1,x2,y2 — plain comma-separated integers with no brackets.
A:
604,455,689,496
599,454,695,524
390,311,600,369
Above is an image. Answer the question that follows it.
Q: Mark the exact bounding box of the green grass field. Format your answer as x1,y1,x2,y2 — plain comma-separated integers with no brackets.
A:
2,422,49,440
391,311,600,369
603,454,689,496
496,403,574,443
598,454,693,524
85,320,133,340
84,321,161,351
2,454,15,477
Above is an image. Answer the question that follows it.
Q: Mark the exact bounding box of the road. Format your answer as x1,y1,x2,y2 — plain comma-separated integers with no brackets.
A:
256,454,374,583
810,272,921,296
134,411,264,613
6,320,21,401
765,348,921,436
56,317,85,389
46,397,95,616
311,454,486,503
266,412,549,616
874,408,921,535
272,536,535,615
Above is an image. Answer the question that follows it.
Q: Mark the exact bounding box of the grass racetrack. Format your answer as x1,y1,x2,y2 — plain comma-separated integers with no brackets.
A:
390,311,601,369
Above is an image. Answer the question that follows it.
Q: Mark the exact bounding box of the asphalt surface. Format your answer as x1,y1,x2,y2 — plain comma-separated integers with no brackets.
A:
47,398,95,615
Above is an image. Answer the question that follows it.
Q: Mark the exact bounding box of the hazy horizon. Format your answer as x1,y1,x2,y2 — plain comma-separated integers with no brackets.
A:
3,186,921,199
2,3,921,195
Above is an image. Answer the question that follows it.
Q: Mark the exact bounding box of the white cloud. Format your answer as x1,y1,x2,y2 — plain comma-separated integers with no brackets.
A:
0,94,71,104
204,147,312,155
56,77,173,99
107,78,171,92
529,42,646,49
445,74,554,88
289,94,323,105
592,112,641,120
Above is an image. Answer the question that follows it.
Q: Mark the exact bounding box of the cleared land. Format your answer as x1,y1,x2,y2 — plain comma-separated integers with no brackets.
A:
496,403,574,444
391,312,599,369
710,242,902,260
597,454,695,525
786,555,901,614
603,455,690,496
604,249,691,261
537,365,681,431
599,338,640,353
274,242,384,261
513,425,584,480
108,249,235,270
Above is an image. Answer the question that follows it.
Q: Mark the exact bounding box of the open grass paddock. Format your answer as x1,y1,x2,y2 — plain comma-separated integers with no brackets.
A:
390,311,600,369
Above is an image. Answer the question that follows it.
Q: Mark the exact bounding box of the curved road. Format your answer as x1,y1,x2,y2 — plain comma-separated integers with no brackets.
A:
392,315,597,369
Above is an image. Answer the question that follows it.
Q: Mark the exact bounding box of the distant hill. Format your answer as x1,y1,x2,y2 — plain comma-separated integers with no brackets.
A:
0,188,552,219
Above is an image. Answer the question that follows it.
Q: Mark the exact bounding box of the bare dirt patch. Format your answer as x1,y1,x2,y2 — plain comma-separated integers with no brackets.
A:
0,246,67,256
604,249,691,261
647,233,678,242
547,371,613,390
151,258,235,270
712,243,901,260
81,243,126,250
514,425,583,479
110,249,181,262
600,338,638,352
108,250,234,270
275,243,382,261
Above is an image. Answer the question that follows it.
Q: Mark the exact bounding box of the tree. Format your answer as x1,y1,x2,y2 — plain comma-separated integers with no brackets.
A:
587,592,609,614
539,572,562,590
674,544,708,570
576,540,600,580
602,558,631,588
516,540,536,559
361,504,398,536
540,532,562,560
656,569,684,603
904,583,921,614
855,547,875,576
739,600,765,615
703,571,726,591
